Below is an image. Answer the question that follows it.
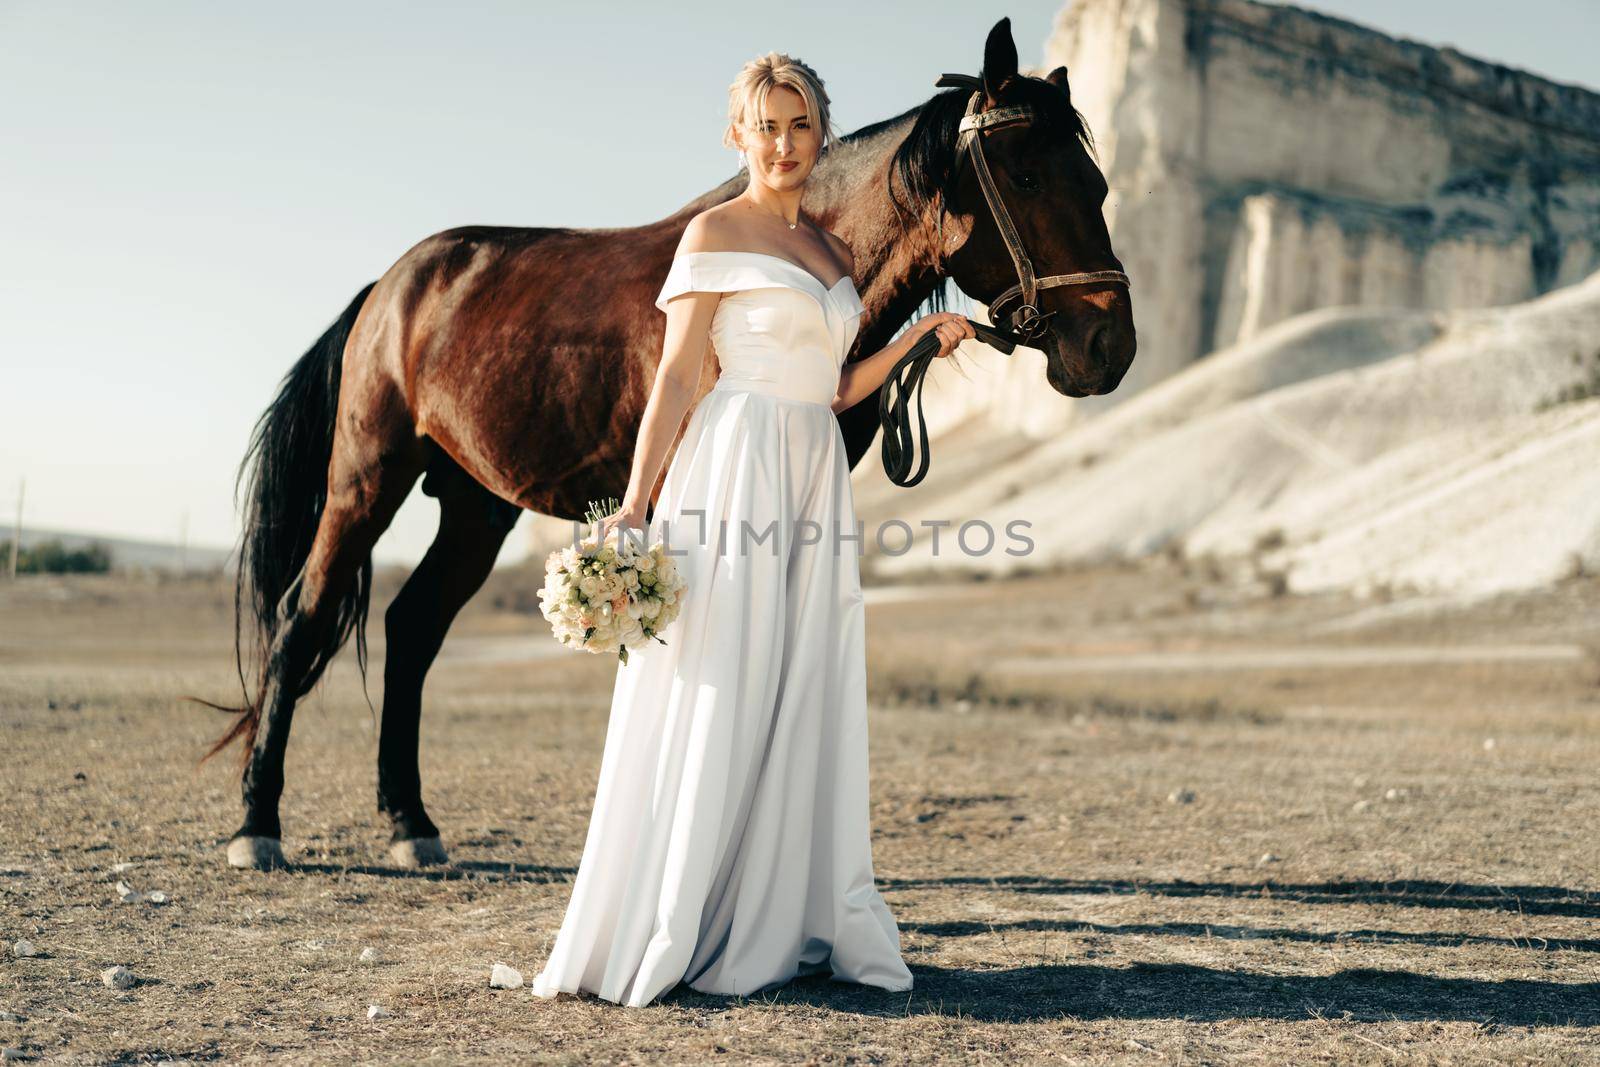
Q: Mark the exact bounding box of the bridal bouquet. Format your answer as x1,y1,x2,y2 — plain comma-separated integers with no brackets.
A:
537,497,686,664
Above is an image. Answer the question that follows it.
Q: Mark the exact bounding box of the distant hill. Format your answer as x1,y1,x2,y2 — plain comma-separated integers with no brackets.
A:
6,526,235,575
862,268,1600,599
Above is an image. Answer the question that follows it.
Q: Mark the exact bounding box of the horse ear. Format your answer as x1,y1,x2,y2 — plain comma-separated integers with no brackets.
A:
1045,64,1073,107
981,17,1019,103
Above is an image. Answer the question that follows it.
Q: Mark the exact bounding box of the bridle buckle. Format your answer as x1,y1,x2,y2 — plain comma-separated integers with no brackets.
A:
1012,303,1051,336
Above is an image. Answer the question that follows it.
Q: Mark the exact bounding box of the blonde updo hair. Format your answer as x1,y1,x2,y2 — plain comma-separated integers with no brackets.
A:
723,52,837,167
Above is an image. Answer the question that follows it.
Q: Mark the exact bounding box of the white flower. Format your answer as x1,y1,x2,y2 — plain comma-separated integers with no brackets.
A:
538,535,685,662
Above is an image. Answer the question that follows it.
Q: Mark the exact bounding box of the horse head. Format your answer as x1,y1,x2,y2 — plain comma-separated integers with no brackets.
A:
899,17,1137,397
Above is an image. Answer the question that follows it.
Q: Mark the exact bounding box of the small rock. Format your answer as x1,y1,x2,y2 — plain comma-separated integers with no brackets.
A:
1167,789,1196,805
1,1048,31,1061
489,963,524,990
114,881,144,904
1257,852,1280,865
101,966,135,991
1483,737,1497,751
1351,775,1369,788
10,942,39,960
110,862,137,874
1384,788,1408,801
146,892,168,905
366,1005,391,1021
358,947,379,963
302,940,327,952
0,1010,24,1023
1351,800,1371,813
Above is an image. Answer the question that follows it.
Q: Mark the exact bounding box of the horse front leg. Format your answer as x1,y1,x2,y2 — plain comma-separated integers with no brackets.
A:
379,465,521,868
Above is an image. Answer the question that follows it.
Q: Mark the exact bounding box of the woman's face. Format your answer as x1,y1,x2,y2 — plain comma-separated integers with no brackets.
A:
739,85,819,192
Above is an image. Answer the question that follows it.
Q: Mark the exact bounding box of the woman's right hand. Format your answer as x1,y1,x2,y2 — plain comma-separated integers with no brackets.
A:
906,312,975,358
594,498,650,549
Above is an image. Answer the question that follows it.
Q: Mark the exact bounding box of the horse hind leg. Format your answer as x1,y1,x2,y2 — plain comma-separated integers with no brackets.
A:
228,434,426,870
379,448,521,868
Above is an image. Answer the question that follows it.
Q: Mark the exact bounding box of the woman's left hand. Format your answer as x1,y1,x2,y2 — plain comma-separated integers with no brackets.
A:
907,311,976,358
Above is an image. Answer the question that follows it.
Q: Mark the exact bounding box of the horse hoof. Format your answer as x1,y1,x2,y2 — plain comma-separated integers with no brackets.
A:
389,836,449,868
227,836,286,870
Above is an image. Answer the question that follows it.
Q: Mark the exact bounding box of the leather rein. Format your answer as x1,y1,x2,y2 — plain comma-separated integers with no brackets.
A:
877,74,1132,488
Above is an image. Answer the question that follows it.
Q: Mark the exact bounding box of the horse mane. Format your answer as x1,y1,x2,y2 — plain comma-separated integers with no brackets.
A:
865,75,1095,244
834,72,1095,316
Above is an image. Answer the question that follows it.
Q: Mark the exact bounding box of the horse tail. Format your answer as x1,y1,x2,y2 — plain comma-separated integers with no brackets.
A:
194,281,378,767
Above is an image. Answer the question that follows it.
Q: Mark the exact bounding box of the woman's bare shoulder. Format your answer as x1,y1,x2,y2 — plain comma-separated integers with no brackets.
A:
823,229,856,275
674,204,745,256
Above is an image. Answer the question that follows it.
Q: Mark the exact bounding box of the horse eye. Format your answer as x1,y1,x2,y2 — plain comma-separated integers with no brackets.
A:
1013,172,1039,191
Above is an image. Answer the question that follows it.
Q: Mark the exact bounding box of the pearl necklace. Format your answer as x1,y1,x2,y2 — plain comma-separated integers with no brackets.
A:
745,193,798,229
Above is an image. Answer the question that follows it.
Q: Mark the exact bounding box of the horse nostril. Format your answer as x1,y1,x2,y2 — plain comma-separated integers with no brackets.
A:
1086,323,1111,366
1113,326,1137,365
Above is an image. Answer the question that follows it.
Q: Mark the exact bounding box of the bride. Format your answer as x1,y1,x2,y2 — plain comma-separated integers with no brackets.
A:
529,51,973,1007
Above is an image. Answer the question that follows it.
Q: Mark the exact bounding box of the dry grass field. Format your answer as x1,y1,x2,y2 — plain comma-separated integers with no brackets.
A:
3,560,1599,1064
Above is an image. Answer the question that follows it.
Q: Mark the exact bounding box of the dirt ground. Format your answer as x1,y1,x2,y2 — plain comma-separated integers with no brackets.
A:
2,559,1599,1065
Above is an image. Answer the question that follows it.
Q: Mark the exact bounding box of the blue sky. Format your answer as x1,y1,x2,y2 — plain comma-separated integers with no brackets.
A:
2,0,1593,565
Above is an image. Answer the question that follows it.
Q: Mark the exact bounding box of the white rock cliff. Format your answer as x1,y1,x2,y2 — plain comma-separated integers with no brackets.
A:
912,0,1600,436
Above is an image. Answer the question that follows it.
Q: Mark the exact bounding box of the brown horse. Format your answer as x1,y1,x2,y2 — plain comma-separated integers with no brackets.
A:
203,17,1136,870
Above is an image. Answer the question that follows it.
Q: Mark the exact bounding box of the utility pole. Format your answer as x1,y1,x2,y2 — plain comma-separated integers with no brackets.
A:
178,508,189,575
8,478,22,580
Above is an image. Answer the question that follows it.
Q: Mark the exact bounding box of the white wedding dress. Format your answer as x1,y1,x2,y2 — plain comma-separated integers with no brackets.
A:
529,250,914,1007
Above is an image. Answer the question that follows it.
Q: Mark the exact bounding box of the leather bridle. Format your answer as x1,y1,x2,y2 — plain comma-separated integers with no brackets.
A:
874,75,1133,489
935,73,1131,340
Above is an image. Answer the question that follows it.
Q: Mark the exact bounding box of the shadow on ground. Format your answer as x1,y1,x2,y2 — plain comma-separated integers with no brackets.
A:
879,875,1600,919
671,963,1599,1026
